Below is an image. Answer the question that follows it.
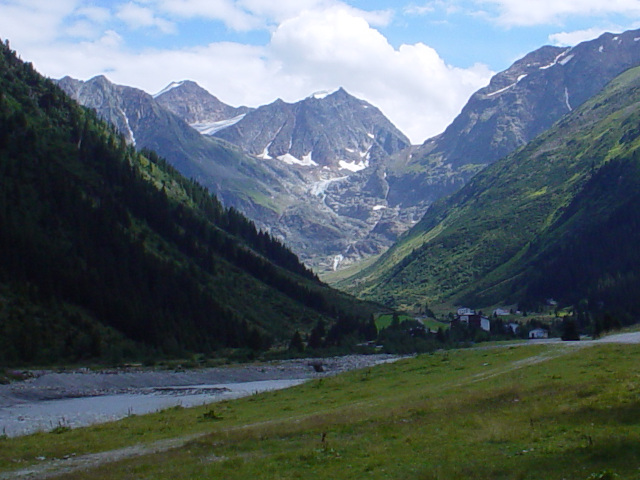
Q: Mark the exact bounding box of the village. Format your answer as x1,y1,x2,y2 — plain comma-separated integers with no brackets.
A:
451,307,550,339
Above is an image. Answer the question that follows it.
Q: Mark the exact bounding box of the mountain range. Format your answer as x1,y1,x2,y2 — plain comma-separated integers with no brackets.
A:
58,77,412,272
386,28,640,209
58,28,640,279
6,24,640,358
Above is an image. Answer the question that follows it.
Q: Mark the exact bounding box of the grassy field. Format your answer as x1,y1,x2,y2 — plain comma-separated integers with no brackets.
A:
376,313,450,332
2,342,640,479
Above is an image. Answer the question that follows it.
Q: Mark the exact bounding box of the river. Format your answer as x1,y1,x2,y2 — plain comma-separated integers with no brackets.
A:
0,379,306,437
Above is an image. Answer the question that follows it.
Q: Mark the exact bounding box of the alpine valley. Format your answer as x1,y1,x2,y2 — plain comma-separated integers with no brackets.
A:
58,28,640,283
3,26,640,362
342,36,640,328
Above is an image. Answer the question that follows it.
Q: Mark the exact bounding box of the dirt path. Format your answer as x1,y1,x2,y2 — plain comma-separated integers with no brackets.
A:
0,434,205,479
2,333,638,479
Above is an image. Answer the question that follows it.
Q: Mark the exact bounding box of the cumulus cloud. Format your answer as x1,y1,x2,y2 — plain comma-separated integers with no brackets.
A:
268,7,491,141
549,27,614,46
239,0,392,26
0,0,80,45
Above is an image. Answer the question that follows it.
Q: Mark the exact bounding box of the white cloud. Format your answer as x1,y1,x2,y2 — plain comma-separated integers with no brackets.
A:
116,2,176,33
549,22,640,46
76,6,111,24
0,0,80,45
152,0,261,31
478,0,640,26
268,7,491,142
549,27,613,46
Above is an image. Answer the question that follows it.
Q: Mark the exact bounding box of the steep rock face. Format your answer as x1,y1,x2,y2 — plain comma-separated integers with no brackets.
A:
153,80,251,135
213,88,410,171
56,76,293,221
388,28,640,209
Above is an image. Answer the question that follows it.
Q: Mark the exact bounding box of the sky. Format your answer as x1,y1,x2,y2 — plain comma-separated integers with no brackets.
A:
1,1,640,143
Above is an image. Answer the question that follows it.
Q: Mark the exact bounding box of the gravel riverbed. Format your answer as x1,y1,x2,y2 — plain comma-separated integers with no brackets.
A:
0,354,401,436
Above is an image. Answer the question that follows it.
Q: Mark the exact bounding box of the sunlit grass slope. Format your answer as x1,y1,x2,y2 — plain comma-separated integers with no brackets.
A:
2,342,640,479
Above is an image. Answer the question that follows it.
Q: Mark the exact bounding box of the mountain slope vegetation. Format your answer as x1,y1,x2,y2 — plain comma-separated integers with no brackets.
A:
0,41,378,365
342,65,640,322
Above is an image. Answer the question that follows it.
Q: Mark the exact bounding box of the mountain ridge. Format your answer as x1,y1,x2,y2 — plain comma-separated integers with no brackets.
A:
341,63,640,321
386,28,640,210
59,76,416,272
0,41,379,364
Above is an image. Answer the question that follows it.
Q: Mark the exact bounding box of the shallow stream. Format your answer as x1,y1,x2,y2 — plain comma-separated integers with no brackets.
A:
0,378,306,437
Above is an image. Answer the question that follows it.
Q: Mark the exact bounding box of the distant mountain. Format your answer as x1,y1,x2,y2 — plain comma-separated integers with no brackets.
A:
60,77,413,272
387,28,640,209
342,63,640,325
153,80,251,135
0,41,379,365
212,88,410,171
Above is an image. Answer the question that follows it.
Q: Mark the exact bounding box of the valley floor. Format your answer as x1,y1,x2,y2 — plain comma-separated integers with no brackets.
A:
1,334,640,479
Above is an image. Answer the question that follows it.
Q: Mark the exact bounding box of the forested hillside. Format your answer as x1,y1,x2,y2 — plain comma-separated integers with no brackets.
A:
343,65,640,329
0,41,378,365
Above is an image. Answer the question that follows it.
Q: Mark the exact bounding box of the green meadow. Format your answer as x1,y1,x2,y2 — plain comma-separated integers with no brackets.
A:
2,342,640,479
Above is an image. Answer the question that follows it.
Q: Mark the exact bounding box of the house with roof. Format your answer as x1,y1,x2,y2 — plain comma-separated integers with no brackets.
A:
529,328,549,339
454,312,491,332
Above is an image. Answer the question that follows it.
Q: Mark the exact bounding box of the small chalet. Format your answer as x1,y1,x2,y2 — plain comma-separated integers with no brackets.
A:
529,328,549,339
493,308,510,316
454,309,491,332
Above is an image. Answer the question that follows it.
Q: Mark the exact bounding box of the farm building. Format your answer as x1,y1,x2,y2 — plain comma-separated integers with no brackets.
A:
529,328,549,339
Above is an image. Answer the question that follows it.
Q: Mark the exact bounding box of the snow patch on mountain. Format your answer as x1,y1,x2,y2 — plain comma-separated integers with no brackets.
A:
153,81,185,98
339,159,369,172
559,54,574,66
309,89,338,100
257,143,273,160
540,48,572,70
310,176,348,197
278,153,318,167
564,87,572,111
191,114,246,136
487,83,515,97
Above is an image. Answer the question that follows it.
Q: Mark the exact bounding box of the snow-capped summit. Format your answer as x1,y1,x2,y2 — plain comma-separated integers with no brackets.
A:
153,81,186,98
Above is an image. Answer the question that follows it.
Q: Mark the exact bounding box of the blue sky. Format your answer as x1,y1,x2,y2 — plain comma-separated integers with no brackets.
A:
1,0,639,143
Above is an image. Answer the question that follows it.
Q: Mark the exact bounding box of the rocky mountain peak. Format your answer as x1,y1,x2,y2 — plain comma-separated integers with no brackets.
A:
212,86,409,172
153,80,250,133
